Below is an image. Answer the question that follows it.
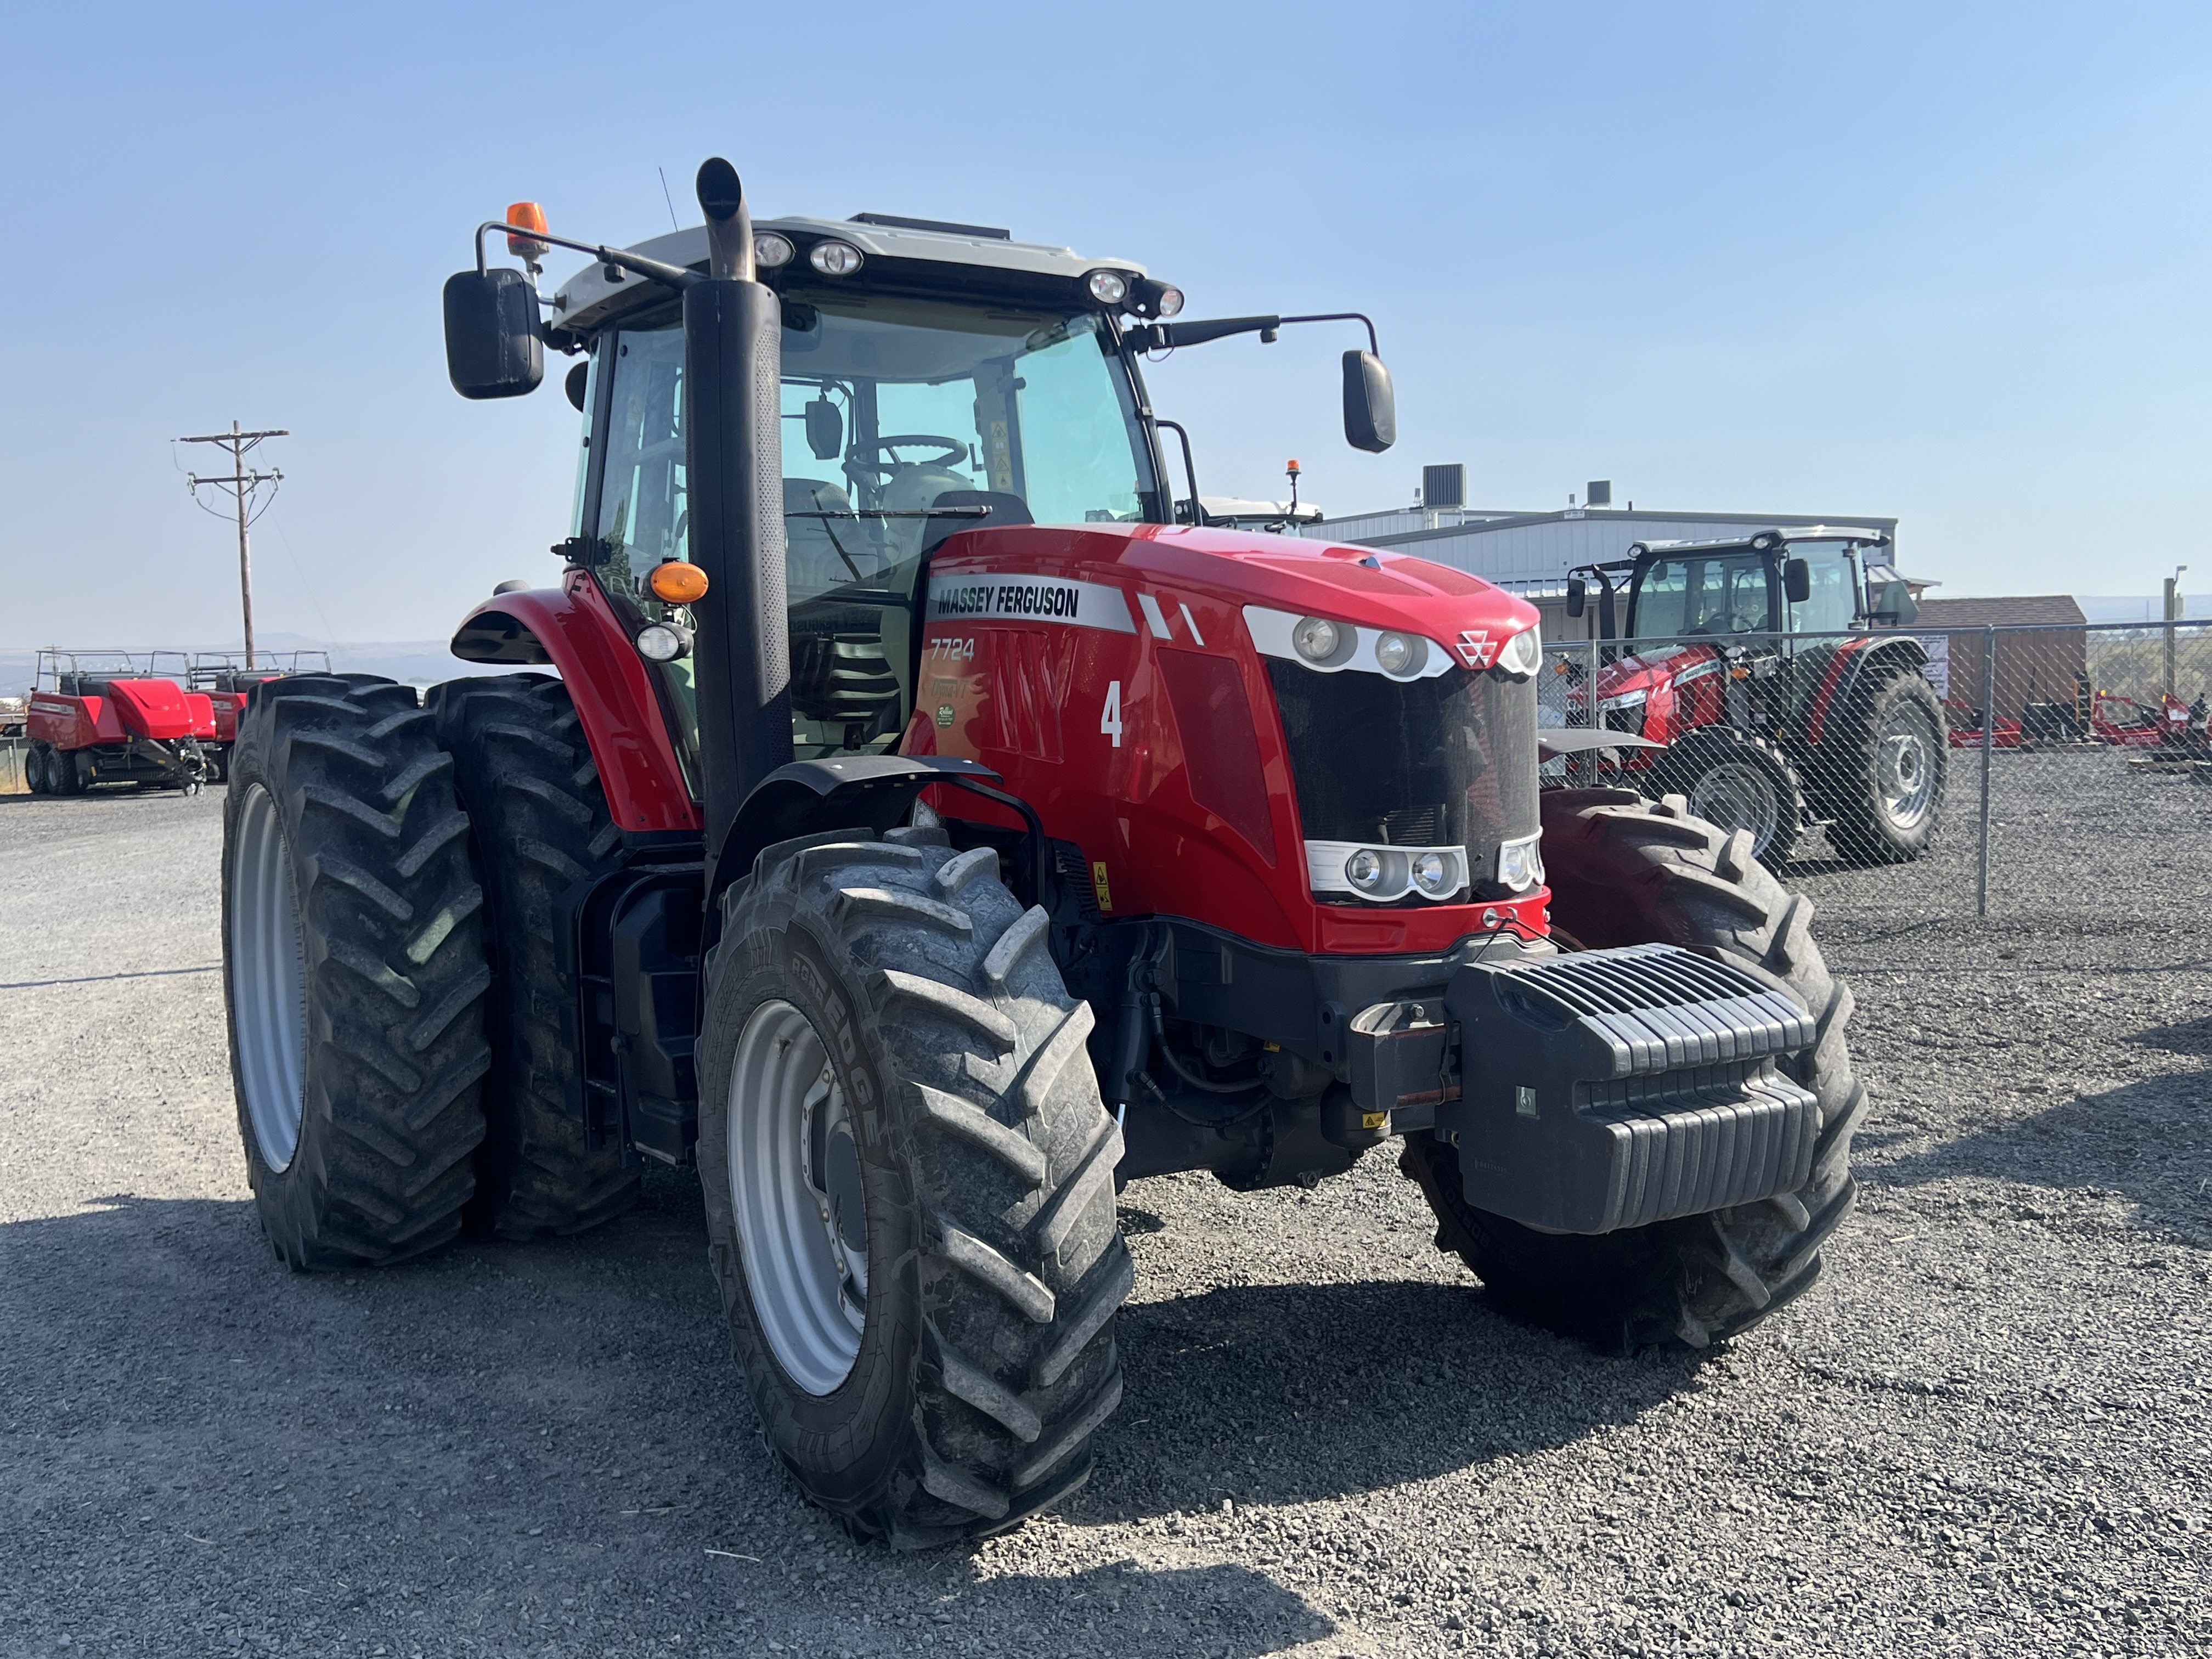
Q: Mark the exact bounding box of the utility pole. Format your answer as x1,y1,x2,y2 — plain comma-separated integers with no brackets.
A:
2165,566,2189,697
179,422,287,668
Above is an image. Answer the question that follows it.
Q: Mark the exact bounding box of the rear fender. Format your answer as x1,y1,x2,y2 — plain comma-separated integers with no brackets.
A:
451,569,700,834
1804,636,1929,746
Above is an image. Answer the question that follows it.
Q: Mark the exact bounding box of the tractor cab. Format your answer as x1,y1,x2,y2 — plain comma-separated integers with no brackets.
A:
461,212,1394,775
1567,526,1915,644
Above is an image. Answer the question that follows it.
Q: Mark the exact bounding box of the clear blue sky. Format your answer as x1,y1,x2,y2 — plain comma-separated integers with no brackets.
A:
3,1,2206,648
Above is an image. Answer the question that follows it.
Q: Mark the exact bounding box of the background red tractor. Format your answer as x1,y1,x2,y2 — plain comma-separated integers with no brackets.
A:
1564,529,1944,866
24,650,213,795
221,161,1864,1547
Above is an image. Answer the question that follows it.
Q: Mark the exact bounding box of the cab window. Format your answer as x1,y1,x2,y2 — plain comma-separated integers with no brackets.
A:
1631,556,1774,638
1788,544,1859,634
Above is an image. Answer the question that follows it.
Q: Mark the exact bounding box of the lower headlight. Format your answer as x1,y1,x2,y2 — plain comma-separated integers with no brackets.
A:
634,621,693,663
1345,848,1386,892
1498,625,1542,678
1497,832,1545,892
1373,630,1425,677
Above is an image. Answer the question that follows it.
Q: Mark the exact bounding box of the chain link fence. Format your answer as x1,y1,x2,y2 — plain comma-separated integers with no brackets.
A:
1540,619,2212,921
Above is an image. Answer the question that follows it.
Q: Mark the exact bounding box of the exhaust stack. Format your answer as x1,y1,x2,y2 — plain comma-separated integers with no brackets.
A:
683,158,793,885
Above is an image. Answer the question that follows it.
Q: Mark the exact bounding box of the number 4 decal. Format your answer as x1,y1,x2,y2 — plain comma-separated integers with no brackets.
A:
1101,680,1123,747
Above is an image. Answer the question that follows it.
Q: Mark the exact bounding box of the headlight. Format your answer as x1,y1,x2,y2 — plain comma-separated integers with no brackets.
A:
753,232,795,269
1598,687,1648,712
1498,625,1542,678
1086,269,1130,305
1410,849,1455,898
1345,849,1385,892
1497,832,1545,893
1155,285,1185,318
1292,616,1345,664
634,621,692,663
1373,630,1426,678
809,239,864,276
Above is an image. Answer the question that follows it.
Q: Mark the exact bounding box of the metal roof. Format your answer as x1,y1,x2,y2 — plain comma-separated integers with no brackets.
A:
549,218,1148,340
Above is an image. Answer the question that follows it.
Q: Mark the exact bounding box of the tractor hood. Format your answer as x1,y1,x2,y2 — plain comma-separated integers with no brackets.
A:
926,522,1540,651
1594,642,1720,704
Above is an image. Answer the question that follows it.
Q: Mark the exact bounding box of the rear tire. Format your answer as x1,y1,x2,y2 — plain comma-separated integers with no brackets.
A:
429,673,640,1240
699,831,1131,1547
222,675,492,1269
1820,668,1944,864
1400,788,1863,1350
1647,726,1804,867
25,743,50,794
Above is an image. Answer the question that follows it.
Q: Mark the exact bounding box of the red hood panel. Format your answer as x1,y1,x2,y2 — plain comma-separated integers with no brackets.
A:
102,678,199,740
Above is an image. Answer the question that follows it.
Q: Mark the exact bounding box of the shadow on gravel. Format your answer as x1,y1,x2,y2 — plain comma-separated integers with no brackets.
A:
957,1561,1331,1656
1878,1066,2212,1241
1086,1277,1703,1521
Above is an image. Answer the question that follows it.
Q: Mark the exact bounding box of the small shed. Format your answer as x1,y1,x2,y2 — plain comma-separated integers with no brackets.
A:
1906,596,2089,721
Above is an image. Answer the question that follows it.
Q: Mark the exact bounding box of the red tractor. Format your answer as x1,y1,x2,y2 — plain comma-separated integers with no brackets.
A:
1564,529,1945,866
24,650,214,795
220,162,1864,1547
189,651,332,782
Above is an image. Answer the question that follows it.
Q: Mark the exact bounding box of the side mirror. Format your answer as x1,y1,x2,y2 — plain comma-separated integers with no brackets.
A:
564,362,590,413
804,398,843,462
1565,577,1587,619
1783,557,1812,605
1869,580,1918,627
1342,351,1396,453
442,269,544,400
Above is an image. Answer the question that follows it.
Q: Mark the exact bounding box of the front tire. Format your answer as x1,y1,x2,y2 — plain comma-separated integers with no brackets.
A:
1401,788,1863,1350
222,675,492,1269
430,674,640,1240
699,831,1131,1547
1647,726,1804,867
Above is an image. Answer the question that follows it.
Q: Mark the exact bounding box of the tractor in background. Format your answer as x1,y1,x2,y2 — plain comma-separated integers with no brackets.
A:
221,161,1865,1548
24,650,213,795
1565,528,1944,865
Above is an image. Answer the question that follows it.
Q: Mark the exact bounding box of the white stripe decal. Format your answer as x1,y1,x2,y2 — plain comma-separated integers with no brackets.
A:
926,573,1136,634
1177,602,1205,646
1136,592,1172,640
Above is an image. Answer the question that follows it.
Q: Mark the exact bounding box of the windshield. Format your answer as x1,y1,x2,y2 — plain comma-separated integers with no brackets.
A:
1629,553,1774,639
583,297,1158,766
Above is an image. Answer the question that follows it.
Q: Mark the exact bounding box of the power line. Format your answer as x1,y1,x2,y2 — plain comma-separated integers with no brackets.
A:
177,421,287,668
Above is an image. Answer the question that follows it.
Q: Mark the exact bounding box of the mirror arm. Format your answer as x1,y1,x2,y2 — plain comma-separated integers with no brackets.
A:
1153,419,1205,526
472,222,699,293
1133,311,1381,356
1280,312,1381,355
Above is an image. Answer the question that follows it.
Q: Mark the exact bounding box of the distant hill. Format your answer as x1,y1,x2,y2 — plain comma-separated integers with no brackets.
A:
0,636,515,695
2074,595,2208,625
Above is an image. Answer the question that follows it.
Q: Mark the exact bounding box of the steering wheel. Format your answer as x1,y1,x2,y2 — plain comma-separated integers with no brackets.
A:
843,435,969,487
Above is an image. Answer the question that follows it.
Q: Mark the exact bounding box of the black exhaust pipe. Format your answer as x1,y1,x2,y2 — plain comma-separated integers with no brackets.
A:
684,158,793,897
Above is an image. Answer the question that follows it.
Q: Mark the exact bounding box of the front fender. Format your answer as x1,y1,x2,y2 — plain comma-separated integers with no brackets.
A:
1805,635,1931,746
452,570,701,834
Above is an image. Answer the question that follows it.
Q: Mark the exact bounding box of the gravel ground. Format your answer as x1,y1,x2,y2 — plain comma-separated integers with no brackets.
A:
2,753,2207,1659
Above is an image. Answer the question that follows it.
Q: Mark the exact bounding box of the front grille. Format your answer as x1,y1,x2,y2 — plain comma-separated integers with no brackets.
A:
1266,659,1540,902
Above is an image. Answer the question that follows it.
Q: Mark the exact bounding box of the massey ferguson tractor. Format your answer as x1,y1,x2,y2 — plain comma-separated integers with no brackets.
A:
1564,529,1944,866
219,161,1864,1547
24,650,213,794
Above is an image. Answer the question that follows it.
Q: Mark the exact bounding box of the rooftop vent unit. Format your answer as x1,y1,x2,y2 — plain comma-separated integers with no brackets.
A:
1422,463,1465,509
1586,479,1613,507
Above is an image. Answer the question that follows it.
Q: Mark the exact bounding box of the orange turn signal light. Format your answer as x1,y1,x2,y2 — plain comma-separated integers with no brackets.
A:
506,201,551,259
648,560,709,604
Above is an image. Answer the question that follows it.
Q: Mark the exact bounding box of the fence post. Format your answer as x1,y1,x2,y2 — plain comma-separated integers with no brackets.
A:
1977,626,1995,919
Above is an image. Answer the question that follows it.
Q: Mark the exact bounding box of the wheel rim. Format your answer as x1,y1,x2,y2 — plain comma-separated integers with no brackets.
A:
1877,707,1938,830
1685,760,1782,855
728,998,870,1396
229,783,308,1172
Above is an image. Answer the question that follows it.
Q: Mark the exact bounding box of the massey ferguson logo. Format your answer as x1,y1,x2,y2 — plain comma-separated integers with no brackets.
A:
1454,630,1497,669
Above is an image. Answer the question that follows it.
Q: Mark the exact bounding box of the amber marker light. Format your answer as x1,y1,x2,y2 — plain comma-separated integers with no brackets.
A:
648,560,710,603
506,201,551,261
